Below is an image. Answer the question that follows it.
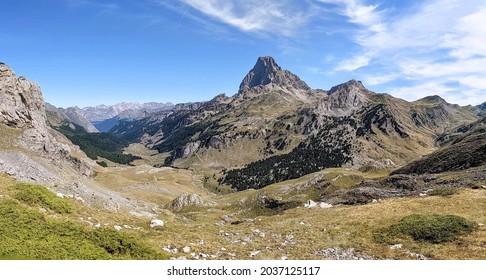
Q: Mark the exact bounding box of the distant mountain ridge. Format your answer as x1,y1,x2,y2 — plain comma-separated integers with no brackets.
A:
46,102,174,133
109,56,482,190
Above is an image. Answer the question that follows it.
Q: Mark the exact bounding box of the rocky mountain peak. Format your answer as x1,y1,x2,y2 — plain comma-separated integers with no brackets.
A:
324,79,370,112
238,56,310,94
328,79,366,95
0,62,14,79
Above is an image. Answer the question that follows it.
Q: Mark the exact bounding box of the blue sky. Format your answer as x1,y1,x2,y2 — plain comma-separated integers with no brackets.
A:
2,0,485,108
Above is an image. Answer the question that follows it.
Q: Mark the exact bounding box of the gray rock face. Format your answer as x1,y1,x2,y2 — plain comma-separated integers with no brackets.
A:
167,193,213,211
174,141,200,158
321,79,370,113
238,56,310,94
0,151,61,183
0,63,70,157
0,63,47,132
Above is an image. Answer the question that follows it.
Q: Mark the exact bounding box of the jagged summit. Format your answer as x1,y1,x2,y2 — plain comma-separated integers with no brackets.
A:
328,79,366,95
238,56,310,94
323,79,370,112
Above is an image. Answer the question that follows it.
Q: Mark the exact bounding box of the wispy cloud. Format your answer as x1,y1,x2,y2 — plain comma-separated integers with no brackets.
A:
173,0,316,37
332,0,486,105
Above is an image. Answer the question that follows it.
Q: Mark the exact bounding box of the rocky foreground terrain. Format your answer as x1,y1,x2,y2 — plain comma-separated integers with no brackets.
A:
0,59,485,260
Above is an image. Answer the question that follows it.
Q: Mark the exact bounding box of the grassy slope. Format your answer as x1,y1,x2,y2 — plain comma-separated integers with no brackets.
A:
0,173,168,260
108,142,486,259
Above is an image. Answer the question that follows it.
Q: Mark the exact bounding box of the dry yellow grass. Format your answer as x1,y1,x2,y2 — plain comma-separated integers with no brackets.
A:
140,187,485,260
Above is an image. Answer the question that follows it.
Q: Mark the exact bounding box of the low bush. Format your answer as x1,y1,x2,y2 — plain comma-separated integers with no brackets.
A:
428,187,458,197
384,214,477,244
0,200,165,260
11,183,73,214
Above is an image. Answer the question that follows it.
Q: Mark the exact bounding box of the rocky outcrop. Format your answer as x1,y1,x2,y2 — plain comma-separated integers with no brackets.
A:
174,141,200,158
0,63,47,131
326,80,370,112
166,193,214,211
0,63,70,157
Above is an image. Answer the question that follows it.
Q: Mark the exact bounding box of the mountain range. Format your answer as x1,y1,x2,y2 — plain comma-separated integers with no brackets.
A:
46,101,173,133
109,56,483,190
1,57,486,260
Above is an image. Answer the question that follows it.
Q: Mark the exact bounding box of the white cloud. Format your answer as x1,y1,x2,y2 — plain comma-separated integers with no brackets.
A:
330,0,486,105
180,0,313,37
363,73,399,86
335,54,370,71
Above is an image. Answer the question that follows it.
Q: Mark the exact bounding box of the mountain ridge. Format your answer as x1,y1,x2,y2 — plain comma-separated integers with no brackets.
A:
109,57,480,190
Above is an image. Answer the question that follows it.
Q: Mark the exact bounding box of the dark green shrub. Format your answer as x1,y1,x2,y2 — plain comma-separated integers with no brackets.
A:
387,214,477,243
97,160,108,167
11,183,73,214
0,200,166,260
428,187,458,196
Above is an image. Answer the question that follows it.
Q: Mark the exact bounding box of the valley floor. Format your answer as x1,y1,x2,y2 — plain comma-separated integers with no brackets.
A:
1,144,485,260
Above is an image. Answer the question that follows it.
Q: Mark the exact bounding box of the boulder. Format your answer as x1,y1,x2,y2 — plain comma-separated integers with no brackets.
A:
304,200,317,208
150,219,165,228
319,202,333,208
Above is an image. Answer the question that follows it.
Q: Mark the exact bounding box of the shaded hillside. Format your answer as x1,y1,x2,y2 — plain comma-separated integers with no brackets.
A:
392,118,486,175
57,123,140,165
46,103,99,133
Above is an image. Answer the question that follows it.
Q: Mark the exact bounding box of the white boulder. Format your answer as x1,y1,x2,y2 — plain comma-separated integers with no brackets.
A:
150,219,165,228
304,200,318,208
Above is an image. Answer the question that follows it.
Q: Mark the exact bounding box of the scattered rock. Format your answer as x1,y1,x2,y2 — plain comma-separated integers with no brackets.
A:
94,223,101,228
250,250,261,257
123,225,132,229
150,219,165,228
56,192,64,198
389,244,403,250
319,202,333,208
231,218,255,225
163,246,178,254
478,223,484,226
304,200,318,208
182,246,191,253
419,193,427,197
114,225,123,231
316,247,374,260
221,215,233,223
